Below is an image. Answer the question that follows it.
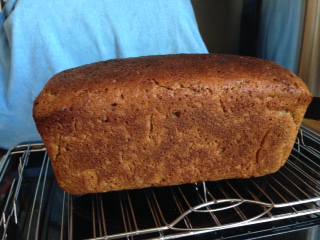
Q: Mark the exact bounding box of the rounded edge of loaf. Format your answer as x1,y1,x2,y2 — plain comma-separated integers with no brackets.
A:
33,54,312,195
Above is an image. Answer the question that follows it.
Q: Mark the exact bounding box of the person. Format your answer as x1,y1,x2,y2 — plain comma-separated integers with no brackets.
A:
0,0,208,149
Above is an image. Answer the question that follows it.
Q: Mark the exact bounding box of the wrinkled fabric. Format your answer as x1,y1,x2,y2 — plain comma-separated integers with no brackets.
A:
0,0,208,149
258,0,305,72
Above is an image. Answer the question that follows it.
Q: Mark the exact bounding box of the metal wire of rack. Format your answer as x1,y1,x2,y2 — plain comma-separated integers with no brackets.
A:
0,126,320,240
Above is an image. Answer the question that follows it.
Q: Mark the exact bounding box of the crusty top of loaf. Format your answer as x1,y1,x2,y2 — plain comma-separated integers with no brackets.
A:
33,54,312,194
34,54,311,119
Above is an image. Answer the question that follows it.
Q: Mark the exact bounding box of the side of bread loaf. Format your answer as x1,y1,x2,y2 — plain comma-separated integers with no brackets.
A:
33,54,312,195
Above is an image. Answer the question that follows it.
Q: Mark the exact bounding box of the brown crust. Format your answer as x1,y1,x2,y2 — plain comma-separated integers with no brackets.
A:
33,54,312,195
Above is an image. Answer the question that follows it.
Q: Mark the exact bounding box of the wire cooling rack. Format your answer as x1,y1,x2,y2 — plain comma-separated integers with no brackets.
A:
0,126,320,240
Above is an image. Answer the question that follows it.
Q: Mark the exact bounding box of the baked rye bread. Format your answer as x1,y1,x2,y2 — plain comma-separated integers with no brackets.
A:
33,54,312,195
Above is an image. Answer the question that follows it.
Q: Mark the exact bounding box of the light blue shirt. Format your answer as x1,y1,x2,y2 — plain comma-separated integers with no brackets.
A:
0,0,208,149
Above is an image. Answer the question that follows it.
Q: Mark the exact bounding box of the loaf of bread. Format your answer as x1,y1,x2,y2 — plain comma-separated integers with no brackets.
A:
33,54,312,195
